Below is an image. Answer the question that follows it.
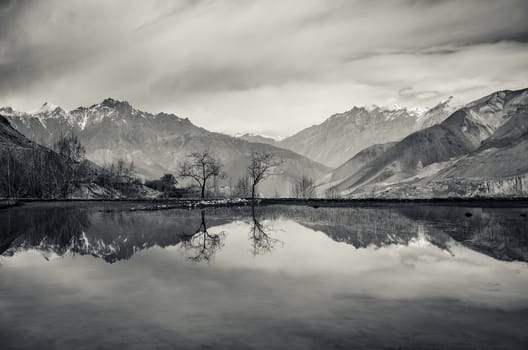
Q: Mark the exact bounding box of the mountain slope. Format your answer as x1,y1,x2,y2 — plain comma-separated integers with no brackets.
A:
278,99,453,167
5,99,330,196
419,112,528,197
0,114,35,148
327,142,396,185
331,88,528,198
0,114,67,198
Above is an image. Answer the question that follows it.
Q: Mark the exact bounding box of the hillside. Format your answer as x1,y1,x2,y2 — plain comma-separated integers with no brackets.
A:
329,142,397,183
0,114,66,198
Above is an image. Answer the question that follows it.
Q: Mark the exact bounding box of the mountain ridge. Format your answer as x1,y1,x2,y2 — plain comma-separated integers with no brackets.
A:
327,88,528,198
277,98,455,167
4,99,330,196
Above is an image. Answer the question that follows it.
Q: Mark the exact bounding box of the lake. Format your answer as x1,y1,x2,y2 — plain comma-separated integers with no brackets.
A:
1,202,527,349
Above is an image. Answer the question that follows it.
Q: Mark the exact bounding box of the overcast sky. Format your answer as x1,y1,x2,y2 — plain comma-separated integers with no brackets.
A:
1,0,527,137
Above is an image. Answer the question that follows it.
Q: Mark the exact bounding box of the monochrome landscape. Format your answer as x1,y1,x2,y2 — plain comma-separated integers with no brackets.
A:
1,1,527,349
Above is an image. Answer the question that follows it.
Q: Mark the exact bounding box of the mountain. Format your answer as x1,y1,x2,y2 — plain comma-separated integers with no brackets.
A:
328,88,528,198
237,133,277,145
4,99,330,196
277,99,454,167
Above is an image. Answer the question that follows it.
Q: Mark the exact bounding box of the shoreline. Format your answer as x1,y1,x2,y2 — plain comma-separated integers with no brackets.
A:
2,197,528,211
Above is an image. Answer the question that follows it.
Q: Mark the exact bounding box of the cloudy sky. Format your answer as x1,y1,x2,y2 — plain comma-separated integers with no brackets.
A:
1,0,527,137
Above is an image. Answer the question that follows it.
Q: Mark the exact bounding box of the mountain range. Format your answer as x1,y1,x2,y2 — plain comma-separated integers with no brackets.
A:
2,88,527,199
2,99,329,196
277,98,454,167
323,88,528,198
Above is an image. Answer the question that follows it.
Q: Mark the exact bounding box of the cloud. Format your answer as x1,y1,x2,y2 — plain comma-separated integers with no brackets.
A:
0,0,527,136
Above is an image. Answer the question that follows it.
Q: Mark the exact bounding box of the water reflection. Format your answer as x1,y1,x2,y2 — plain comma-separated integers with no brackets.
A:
0,205,232,263
0,203,527,263
0,202,528,349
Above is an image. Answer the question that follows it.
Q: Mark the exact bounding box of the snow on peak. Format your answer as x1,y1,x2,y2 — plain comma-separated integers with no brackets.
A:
365,104,381,112
30,102,68,116
408,106,428,115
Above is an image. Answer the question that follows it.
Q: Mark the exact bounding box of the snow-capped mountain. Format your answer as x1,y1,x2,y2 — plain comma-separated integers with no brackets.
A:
3,98,329,196
277,99,454,167
5,98,178,133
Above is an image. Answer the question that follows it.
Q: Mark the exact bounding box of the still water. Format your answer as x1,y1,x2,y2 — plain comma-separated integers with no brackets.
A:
1,202,527,349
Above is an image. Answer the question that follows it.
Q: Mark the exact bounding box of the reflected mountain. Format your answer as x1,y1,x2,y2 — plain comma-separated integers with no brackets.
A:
396,205,528,262
245,204,527,262
277,206,423,248
1,203,527,263
0,205,231,263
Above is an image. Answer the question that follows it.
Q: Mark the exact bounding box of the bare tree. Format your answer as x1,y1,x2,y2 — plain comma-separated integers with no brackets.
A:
247,151,281,200
178,150,223,200
290,175,316,199
53,134,90,197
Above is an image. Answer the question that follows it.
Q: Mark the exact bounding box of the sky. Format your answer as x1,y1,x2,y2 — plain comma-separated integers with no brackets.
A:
0,0,527,137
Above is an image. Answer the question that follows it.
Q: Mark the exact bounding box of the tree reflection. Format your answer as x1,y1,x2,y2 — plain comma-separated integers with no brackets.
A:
182,210,225,262
249,204,283,256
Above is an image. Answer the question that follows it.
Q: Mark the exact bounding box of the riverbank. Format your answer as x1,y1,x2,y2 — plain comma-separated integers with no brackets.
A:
3,197,528,212
100,198,253,212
